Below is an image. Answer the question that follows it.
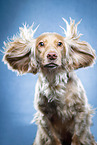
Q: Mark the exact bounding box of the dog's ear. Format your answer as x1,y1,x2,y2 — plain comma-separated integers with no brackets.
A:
61,18,96,70
3,24,39,74
67,40,95,70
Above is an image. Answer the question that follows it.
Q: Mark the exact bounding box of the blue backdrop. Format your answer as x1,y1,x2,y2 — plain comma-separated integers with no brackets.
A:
0,0,97,145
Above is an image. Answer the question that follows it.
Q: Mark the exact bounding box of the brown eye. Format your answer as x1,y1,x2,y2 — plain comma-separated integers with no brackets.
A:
57,42,63,47
39,42,44,47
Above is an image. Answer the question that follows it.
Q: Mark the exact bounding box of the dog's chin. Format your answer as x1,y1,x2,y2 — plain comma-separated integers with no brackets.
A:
44,63,59,69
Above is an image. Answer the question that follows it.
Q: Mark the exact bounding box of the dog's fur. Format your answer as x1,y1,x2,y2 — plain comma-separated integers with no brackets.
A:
3,18,97,145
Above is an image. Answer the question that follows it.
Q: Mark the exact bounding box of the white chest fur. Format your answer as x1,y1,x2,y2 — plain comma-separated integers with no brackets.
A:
33,70,69,120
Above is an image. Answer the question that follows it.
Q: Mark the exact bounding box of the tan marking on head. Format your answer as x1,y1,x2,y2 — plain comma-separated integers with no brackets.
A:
36,33,66,67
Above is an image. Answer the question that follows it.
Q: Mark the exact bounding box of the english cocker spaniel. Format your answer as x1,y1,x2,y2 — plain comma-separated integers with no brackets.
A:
3,18,97,145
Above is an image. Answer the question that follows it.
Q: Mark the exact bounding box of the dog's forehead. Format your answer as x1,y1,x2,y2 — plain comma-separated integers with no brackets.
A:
36,33,64,43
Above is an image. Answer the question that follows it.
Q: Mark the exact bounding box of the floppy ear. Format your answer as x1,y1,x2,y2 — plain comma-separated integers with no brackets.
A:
61,18,96,70
67,40,96,70
3,24,39,74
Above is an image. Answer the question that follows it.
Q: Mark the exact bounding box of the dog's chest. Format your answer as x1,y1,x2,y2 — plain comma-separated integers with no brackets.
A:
35,72,69,118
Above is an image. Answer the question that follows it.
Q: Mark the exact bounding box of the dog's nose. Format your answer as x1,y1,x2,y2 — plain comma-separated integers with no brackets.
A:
47,53,57,60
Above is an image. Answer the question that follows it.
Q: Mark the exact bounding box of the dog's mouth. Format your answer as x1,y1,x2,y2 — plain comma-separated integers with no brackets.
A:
44,63,58,69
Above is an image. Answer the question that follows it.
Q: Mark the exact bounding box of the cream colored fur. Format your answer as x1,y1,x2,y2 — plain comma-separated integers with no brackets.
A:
3,18,97,145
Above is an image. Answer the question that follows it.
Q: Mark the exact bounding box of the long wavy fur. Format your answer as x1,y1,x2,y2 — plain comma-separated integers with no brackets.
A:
3,23,39,74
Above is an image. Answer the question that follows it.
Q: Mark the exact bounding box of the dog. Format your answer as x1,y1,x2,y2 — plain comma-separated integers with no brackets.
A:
3,18,97,145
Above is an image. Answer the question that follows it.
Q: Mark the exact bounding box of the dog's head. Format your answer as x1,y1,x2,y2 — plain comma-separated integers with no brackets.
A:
3,18,96,74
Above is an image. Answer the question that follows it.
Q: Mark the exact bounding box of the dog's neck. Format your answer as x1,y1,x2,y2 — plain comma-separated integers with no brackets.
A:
40,67,68,86
38,67,69,103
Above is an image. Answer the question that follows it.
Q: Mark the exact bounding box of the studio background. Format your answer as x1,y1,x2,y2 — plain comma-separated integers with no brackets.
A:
0,0,97,145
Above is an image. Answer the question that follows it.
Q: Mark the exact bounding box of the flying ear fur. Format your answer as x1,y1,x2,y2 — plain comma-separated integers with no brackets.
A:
61,18,96,70
3,24,39,75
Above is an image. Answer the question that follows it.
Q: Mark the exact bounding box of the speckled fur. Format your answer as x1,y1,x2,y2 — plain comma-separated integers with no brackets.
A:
33,70,96,145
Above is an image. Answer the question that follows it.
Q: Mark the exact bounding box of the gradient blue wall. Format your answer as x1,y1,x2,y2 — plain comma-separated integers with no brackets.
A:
0,0,97,145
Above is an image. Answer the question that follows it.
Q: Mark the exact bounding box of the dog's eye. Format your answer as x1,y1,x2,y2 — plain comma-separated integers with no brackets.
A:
39,42,44,47
57,42,63,47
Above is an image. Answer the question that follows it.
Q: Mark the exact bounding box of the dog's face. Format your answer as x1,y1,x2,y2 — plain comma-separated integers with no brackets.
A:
36,33,66,69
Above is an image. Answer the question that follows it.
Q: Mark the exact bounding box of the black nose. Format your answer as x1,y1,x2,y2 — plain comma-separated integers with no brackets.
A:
47,53,57,60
